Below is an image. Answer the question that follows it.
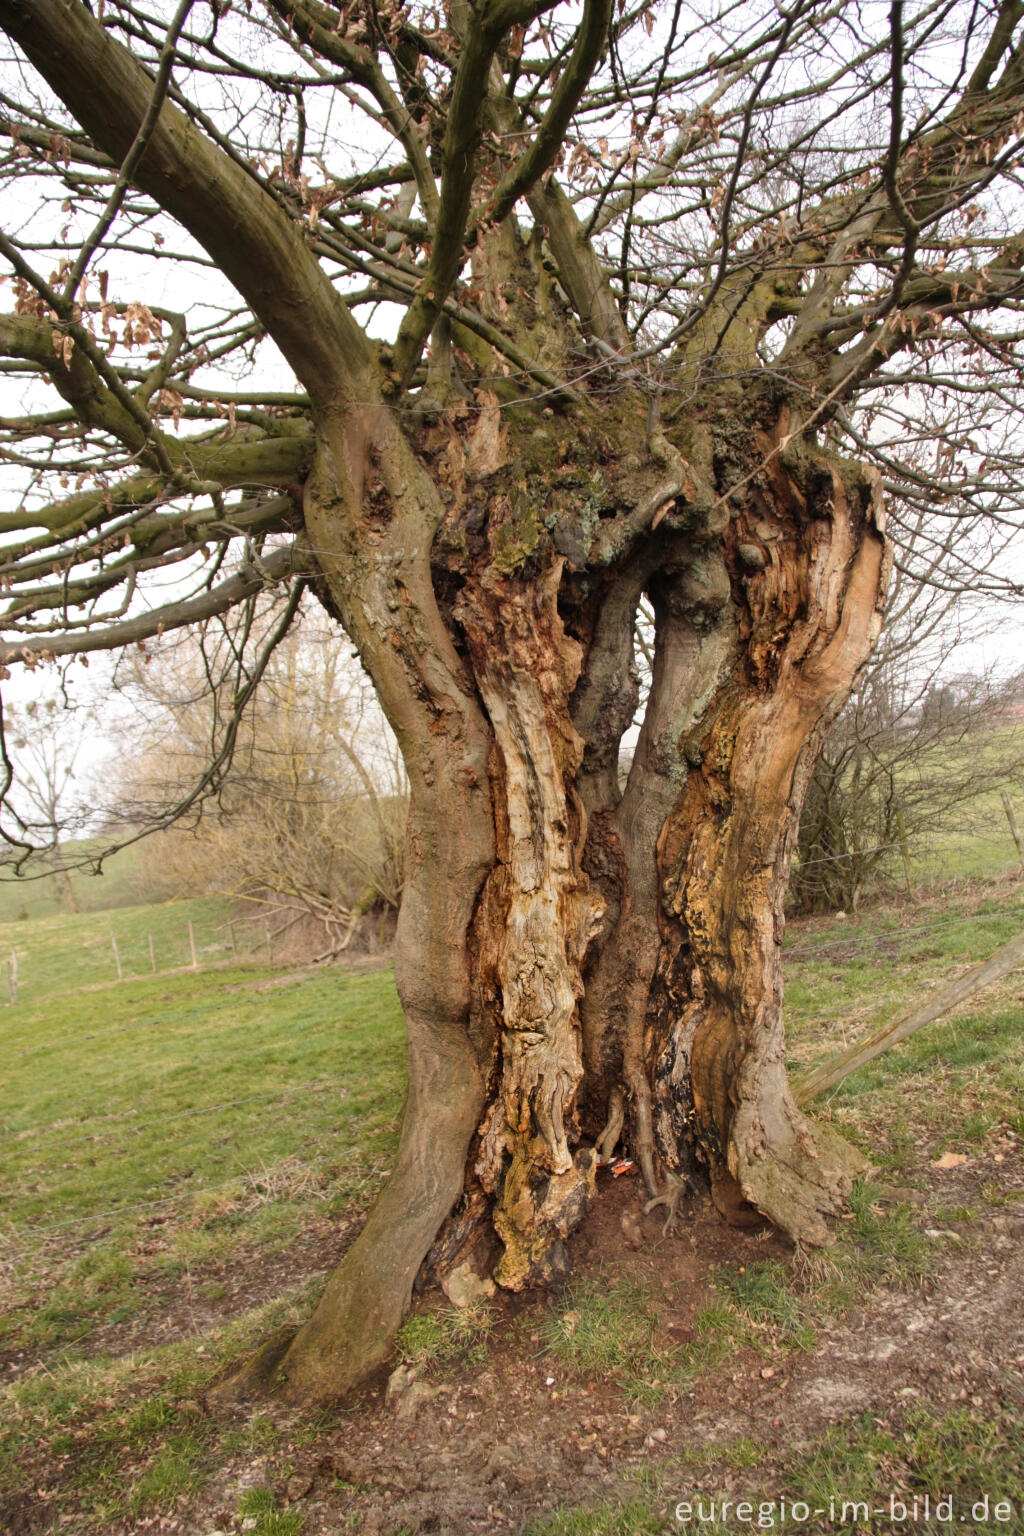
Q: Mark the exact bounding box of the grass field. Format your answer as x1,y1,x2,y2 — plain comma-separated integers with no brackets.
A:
790,721,1024,904
0,837,153,924
1,868,1022,1534
0,901,406,1530
1,916,404,1306
0,891,239,1008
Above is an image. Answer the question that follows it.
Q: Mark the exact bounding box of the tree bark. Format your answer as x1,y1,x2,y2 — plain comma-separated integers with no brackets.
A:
218,411,498,1404
432,399,889,1271
213,391,890,1406
654,423,887,1239
457,564,605,1289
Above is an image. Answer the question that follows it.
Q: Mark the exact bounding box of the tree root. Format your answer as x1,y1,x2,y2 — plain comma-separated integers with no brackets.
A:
206,1325,297,1409
596,1084,625,1163
730,1092,870,1247
642,1169,696,1236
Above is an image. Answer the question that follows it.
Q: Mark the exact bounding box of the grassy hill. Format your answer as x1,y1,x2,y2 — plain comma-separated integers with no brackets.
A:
1,876,1021,1533
0,893,235,1005
0,835,155,924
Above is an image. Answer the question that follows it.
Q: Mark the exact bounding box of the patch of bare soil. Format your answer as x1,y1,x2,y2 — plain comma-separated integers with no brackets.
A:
5,1144,1022,1536
323,1196,1022,1534
144,1154,1024,1533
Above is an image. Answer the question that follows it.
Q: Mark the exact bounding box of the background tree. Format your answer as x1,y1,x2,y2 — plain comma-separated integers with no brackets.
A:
1,692,92,908
2,0,1024,1404
792,603,1024,912
111,608,406,956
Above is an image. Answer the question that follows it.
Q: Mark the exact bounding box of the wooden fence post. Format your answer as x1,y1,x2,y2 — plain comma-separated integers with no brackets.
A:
7,951,18,1005
188,920,198,971
149,933,157,974
896,805,915,901
111,933,123,983
1002,791,1024,876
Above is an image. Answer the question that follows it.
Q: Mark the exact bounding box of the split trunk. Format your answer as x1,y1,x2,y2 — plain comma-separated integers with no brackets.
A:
231,388,889,1405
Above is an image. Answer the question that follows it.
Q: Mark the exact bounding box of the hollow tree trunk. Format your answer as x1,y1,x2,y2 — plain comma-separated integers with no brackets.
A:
226,397,889,1406
426,406,890,1292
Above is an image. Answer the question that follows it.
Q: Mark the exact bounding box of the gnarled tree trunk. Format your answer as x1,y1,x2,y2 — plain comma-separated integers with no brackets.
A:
228,388,889,1408
6,0,1021,1431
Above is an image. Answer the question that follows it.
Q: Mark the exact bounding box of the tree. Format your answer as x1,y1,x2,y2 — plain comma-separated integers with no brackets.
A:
3,0,1024,1405
1,693,92,907
110,609,406,956
792,607,1024,912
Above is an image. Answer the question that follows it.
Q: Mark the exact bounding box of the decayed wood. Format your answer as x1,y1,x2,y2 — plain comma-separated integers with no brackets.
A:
794,925,1024,1105
653,420,889,1246
459,564,605,1290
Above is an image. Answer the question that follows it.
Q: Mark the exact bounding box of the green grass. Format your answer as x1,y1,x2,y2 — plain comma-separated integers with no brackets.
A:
783,884,1024,1185
783,889,1024,1014
129,1429,208,1511
523,1401,1023,1535
522,1499,669,1535
791,722,1024,901
0,835,154,923
238,1486,306,1535
395,1300,495,1370
0,894,405,1526
538,1275,687,1402
1,954,403,1298
0,897,405,1529
712,1259,817,1350
1,864,1021,1534
0,890,236,1010
778,1404,1023,1532
911,728,1024,886
536,1269,814,1405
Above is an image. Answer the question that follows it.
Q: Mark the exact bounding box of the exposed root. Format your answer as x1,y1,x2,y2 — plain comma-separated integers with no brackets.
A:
625,1062,660,1198
206,1325,297,1409
730,1092,870,1247
643,1170,695,1236
596,1084,625,1163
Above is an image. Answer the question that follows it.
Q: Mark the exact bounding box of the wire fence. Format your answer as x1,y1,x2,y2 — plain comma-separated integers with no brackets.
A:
2,803,1021,1006
1,910,307,1010
783,902,1024,962
798,798,1024,897
2,803,1023,1273
5,906,1021,1267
